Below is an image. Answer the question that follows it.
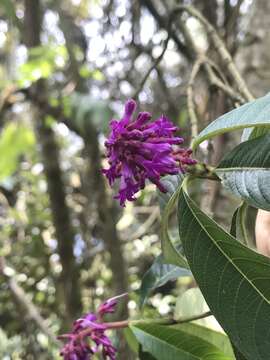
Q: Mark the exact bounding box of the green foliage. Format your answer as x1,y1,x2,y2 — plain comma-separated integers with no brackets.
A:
230,203,253,247
174,288,209,325
177,181,270,360
131,322,232,359
139,254,191,306
192,92,270,149
0,122,35,181
158,174,184,213
69,92,112,133
171,323,234,358
18,45,67,87
0,328,23,359
1,0,22,30
160,174,189,269
216,134,270,210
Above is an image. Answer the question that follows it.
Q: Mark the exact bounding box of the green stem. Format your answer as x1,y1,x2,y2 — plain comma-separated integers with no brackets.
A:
58,311,212,342
131,311,212,327
187,163,220,181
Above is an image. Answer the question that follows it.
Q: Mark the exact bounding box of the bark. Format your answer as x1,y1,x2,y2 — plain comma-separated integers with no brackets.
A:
56,7,129,308
56,9,131,356
24,0,81,325
139,0,193,59
83,130,129,306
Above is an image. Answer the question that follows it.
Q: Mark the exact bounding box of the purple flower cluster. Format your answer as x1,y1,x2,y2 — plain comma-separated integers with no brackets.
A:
59,296,123,360
102,99,196,206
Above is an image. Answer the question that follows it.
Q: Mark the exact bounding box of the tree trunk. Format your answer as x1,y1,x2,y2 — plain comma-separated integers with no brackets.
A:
24,0,81,326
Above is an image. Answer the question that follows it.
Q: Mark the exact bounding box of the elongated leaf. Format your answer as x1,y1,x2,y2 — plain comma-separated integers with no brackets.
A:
241,126,269,142
124,328,139,354
230,203,249,246
159,174,189,268
178,182,270,360
171,323,235,359
174,288,222,332
131,323,232,360
139,346,156,359
192,92,270,149
158,174,184,213
139,254,191,306
216,134,270,210
231,343,248,360
161,188,188,268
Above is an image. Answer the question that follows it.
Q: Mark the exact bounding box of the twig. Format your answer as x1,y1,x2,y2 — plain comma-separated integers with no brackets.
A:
133,8,191,99
187,57,204,139
130,207,159,240
203,61,245,104
132,33,171,99
174,5,254,102
0,257,59,345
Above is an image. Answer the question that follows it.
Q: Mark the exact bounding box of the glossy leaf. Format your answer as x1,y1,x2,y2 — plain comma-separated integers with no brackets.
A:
171,323,235,359
231,343,248,360
131,322,232,360
160,175,189,268
192,92,270,149
139,254,191,306
178,182,270,360
216,134,270,210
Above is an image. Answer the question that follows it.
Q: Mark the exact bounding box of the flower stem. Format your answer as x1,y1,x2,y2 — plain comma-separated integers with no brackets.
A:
58,311,212,342
187,163,220,181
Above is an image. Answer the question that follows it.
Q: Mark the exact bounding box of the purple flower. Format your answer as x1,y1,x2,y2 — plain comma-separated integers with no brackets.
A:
59,295,126,360
98,294,121,317
102,99,196,206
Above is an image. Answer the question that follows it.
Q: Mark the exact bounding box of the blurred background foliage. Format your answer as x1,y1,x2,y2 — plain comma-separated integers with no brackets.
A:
0,0,269,358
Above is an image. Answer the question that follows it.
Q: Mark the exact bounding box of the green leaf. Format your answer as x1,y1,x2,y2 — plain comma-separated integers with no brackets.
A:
230,203,249,246
70,93,112,133
131,323,232,360
160,175,189,269
139,346,156,359
17,45,67,86
158,174,184,213
192,92,270,150
241,127,269,142
174,288,221,329
139,254,191,306
171,323,235,359
2,0,22,30
178,181,270,360
231,343,248,360
0,123,35,181
216,134,270,210
124,327,139,354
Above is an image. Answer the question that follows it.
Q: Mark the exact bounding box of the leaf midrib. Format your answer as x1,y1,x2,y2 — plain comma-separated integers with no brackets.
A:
133,326,222,360
183,191,270,305
216,168,270,172
192,123,270,149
